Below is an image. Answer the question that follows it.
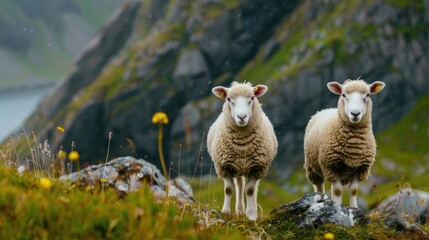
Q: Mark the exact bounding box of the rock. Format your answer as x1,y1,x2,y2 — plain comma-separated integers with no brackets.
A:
270,193,366,228
60,156,194,203
173,48,211,100
374,188,429,225
192,0,301,77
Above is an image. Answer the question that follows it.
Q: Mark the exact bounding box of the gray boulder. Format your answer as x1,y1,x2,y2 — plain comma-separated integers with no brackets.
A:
270,193,366,228
374,188,429,233
60,156,194,203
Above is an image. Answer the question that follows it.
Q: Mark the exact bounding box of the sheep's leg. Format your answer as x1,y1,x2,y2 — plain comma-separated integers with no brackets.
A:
313,184,325,193
349,175,359,208
222,176,234,212
245,176,260,220
306,166,325,193
234,176,245,213
331,176,343,205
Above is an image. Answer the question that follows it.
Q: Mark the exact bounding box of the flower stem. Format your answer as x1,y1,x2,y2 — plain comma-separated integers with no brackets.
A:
158,123,169,197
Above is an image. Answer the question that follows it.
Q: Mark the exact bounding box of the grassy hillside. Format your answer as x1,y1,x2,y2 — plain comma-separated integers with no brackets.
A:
1,162,427,239
0,165,243,239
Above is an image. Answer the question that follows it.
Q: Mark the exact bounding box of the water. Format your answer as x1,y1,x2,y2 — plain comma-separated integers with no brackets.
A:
0,86,51,141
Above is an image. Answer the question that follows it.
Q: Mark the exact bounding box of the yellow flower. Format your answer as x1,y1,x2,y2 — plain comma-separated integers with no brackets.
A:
68,151,80,161
100,178,109,183
39,178,52,190
152,112,169,124
324,232,335,240
56,126,65,134
57,150,67,159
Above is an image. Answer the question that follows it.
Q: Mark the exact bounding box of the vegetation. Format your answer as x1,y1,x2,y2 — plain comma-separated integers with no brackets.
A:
1,111,429,239
0,165,245,239
1,161,427,239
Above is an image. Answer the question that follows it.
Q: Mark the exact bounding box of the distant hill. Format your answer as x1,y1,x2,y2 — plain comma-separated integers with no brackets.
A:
0,0,125,89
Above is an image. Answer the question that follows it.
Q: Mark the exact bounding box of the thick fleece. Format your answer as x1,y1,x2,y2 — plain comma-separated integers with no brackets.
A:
304,80,377,186
207,83,278,179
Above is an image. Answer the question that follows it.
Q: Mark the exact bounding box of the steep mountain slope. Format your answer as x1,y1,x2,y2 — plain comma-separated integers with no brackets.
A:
20,0,429,181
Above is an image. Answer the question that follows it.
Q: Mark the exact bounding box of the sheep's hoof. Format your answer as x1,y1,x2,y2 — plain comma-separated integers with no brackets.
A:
246,211,257,220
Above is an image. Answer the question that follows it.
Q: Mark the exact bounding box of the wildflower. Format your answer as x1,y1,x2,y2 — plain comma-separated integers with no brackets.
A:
100,178,109,183
39,178,52,190
68,151,80,161
152,111,169,197
152,112,169,124
85,186,92,191
57,150,67,159
324,232,335,240
56,126,65,134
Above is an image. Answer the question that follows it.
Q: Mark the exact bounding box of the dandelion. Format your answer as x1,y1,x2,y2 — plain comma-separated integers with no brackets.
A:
68,151,80,161
39,178,52,190
100,178,109,183
68,150,80,172
57,150,67,159
56,126,65,134
152,111,169,197
152,112,169,124
324,232,335,240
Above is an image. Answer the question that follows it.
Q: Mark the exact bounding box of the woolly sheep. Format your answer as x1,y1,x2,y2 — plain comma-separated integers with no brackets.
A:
304,79,385,208
207,82,278,220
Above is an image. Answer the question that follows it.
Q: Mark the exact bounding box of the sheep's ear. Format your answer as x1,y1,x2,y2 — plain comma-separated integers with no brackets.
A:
369,81,385,95
254,85,268,97
212,86,228,100
327,82,342,95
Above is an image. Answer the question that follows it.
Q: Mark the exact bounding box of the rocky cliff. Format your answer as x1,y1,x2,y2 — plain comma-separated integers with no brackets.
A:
21,0,429,178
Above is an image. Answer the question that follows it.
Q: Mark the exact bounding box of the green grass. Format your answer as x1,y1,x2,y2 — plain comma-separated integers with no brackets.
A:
191,176,293,216
3,162,426,239
0,165,244,239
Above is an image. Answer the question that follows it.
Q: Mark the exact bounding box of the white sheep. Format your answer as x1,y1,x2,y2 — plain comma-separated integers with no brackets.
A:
207,81,278,220
304,79,385,208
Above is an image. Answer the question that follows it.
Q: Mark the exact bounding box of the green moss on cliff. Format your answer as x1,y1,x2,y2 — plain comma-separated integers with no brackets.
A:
236,0,427,85
374,95,429,186
199,0,240,20
385,0,424,9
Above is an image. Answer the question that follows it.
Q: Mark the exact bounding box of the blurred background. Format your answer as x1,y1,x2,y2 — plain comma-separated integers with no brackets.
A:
0,0,124,139
1,0,429,208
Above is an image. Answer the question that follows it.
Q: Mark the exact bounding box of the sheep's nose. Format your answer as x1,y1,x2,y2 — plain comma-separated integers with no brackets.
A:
237,113,247,120
351,111,360,118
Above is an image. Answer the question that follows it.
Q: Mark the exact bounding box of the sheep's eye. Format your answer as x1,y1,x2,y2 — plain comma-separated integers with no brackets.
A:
341,94,346,98
226,97,231,102
366,93,370,98
248,96,255,104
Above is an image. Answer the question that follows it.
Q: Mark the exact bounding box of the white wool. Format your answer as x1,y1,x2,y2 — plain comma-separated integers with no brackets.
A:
207,82,278,220
304,79,385,208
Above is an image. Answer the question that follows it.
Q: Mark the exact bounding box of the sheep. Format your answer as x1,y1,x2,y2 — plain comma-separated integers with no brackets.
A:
304,79,385,208
207,81,278,220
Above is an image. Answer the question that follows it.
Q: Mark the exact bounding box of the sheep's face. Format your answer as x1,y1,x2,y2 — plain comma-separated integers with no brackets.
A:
212,83,268,127
328,80,385,124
